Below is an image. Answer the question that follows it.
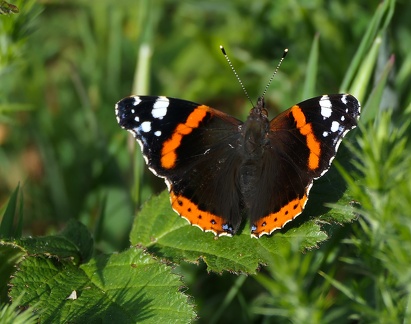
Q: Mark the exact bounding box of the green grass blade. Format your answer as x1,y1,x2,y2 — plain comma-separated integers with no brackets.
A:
319,271,367,305
0,294,39,324
210,275,247,324
16,187,24,238
301,33,319,100
349,35,382,103
361,54,395,124
340,0,395,91
0,183,20,238
130,0,155,206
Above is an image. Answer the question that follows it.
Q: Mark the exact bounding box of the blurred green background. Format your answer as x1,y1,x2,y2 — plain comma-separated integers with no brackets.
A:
2,0,411,322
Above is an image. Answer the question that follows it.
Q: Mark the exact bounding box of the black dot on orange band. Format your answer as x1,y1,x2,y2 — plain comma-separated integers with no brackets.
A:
178,200,183,206
274,218,278,222
262,222,266,227
211,219,216,225
293,204,298,209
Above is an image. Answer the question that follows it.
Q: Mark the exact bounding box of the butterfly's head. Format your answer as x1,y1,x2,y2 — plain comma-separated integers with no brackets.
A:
253,96,268,118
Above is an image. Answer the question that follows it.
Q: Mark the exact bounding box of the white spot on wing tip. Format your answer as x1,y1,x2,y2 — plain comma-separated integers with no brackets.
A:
320,95,332,119
140,121,151,132
152,96,169,119
132,96,141,106
331,121,340,132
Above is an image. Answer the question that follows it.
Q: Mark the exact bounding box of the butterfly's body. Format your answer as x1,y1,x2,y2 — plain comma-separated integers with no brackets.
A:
116,94,360,238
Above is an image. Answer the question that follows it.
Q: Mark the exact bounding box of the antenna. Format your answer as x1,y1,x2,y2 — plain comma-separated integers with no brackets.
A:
220,46,254,107
261,48,288,98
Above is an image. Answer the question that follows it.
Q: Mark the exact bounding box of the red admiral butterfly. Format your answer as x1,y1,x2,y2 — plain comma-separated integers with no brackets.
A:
115,53,360,238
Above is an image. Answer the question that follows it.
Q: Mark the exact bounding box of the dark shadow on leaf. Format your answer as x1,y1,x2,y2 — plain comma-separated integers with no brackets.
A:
78,283,153,323
288,145,357,232
45,276,154,323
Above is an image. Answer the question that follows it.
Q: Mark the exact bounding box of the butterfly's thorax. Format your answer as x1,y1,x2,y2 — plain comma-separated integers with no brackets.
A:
241,97,270,157
239,97,270,206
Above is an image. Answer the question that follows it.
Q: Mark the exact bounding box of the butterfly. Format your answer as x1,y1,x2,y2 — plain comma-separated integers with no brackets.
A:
115,92,360,238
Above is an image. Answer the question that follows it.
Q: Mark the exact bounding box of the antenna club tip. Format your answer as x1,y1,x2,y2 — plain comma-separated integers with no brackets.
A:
220,45,226,55
283,48,289,57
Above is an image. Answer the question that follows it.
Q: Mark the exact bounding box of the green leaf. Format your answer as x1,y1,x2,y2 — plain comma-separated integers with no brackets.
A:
9,248,195,323
0,242,25,303
16,220,93,264
58,219,94,262
129,184,356,274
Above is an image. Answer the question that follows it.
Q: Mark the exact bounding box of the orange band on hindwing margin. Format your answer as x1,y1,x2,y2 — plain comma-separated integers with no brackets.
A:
291,105,321,170
252,194,308,238
170,191,231,236
161,106,209,169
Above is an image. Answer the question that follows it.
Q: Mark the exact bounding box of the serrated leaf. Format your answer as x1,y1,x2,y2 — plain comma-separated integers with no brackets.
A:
59,219,94,262
0,241,25,302
16,220,93,264
129,156,358,274
9,248,195,323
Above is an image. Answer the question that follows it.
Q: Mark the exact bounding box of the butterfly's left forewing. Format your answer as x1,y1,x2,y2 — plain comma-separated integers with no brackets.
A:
116,95,245,236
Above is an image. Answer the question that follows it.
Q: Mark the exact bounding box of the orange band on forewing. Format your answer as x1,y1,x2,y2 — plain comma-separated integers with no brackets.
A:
252,193,308,237
291,106,321,170
170,191,230,236
161,106,208,169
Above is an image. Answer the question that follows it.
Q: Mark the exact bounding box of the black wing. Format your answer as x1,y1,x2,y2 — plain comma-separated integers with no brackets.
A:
250,94,360,237
116,95,245,236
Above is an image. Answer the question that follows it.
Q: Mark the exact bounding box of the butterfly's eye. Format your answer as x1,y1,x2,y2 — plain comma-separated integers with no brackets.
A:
262,108,268,117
